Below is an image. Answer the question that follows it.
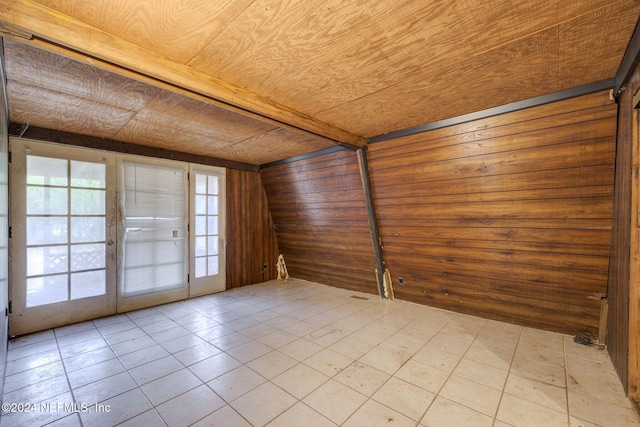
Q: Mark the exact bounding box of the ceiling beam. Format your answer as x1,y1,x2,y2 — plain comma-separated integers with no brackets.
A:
0,0,366,148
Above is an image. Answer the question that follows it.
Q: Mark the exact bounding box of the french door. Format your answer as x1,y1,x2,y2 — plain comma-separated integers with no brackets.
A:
10,139,116,336
10,139,227,335
189,166,226,296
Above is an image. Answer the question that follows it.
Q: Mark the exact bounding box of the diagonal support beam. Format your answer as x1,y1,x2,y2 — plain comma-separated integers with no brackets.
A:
356,147,387,298
0,0,366,148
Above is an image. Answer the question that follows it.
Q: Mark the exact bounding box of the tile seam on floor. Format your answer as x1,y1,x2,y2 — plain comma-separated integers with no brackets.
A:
4,280,637,427
493,328,534,427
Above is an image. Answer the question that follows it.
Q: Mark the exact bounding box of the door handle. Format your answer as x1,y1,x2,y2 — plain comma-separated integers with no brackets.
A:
107,240,114,246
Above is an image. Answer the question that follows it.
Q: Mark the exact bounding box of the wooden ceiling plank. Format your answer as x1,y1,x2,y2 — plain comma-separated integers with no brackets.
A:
113,115,333,165
113,118,249,161
119,90,277,144
0,0,365,147
189,0,622,119
6,36,343,152
10,123,259,171
4,38,161,112
8,79,139,138
4,39,338,165
36,0,254,65
317,4,638,137
4,39,337,164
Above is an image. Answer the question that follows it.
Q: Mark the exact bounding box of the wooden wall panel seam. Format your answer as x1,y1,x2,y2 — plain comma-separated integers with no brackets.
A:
368,84,615,144
369,112,617,162
370,90,616,336
367,92,616,153
262,149,379,295
226,169,280,290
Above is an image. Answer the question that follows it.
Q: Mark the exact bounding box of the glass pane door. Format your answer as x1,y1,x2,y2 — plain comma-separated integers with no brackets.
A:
117,157,189,312
190,166,225,296
26,157,107,306
10,138,116,336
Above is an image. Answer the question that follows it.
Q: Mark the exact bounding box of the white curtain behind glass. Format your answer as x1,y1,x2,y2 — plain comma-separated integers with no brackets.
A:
123,162,187,296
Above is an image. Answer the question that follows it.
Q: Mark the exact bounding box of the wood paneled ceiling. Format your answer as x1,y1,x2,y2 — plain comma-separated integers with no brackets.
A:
0,0,638,165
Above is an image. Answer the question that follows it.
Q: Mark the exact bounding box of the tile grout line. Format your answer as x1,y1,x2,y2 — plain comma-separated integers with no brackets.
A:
3,329,88,426
129,298,263,426
221,286,333,424
255,291,374,426
255,290,397,425
425,320,497,424
100,291,313,426
54,327,83,427
396,319,452,425
321,298,414,424
92,313,171,427
109,303,259,426
4,281,637,427
36,288,372,426
489,325,523,427
563,335,571,427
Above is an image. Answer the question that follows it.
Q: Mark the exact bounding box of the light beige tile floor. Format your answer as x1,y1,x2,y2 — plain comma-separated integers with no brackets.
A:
1,278,639,427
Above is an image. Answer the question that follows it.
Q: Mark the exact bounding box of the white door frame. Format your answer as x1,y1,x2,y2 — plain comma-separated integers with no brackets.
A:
9,138,117,336
9,141,229,333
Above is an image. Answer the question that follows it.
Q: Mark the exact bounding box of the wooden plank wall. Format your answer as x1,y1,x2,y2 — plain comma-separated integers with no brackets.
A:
261,150,378,295
226,169,280,289
367,91,617,335
608,62,640,396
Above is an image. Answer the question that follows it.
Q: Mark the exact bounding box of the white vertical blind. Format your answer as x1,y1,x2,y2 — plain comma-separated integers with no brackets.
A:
123,162,187,297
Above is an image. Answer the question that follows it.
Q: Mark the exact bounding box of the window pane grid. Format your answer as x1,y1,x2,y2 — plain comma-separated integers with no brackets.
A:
25,155,107,307
194,172,220,279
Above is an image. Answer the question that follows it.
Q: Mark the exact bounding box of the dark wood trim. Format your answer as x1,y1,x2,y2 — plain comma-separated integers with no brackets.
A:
633,87,640,109
8,123,259,172
356,147,386,298
368,79,615,143
615,17,640,97
607,58,640,396
260,146,350,169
